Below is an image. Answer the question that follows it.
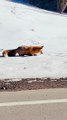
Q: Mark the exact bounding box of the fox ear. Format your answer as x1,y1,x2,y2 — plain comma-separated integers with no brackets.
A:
41,46,44,48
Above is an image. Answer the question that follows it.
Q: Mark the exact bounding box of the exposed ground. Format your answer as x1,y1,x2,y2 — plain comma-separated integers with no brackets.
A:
0,78,67,91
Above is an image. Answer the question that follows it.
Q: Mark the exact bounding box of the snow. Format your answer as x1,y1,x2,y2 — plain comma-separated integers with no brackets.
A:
0,0,67,80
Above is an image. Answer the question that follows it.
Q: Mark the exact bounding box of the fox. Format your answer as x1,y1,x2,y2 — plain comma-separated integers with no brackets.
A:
2,49,16,57
57,0,67,13
15,45,44,56
2,46,44,57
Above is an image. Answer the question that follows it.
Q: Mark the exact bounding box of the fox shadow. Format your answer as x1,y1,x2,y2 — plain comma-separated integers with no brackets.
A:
0,55,34,58
0,55,4,58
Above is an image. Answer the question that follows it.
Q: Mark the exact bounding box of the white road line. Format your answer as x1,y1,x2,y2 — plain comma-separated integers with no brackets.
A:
0,99,67,107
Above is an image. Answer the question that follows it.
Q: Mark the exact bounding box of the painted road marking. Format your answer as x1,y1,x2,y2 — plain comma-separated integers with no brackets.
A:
0,99,67,107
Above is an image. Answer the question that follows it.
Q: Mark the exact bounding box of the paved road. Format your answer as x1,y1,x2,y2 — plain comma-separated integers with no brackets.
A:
0,88,67,120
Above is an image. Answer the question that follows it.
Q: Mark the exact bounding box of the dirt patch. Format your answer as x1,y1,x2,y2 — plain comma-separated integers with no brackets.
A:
0,78,67,91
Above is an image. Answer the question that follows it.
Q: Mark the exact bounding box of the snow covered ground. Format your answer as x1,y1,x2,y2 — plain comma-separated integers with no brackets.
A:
0,0,67,80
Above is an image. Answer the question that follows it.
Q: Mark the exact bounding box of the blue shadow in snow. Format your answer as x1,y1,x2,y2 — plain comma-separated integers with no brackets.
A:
10,0,29,4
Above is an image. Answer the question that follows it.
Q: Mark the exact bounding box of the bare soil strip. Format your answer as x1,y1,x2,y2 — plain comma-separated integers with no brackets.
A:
0,78,67,91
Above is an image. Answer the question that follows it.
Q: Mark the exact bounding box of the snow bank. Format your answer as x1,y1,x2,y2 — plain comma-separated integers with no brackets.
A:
0,0,67,80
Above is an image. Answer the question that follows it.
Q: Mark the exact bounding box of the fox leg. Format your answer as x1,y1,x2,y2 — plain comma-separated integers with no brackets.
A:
40,50,43,54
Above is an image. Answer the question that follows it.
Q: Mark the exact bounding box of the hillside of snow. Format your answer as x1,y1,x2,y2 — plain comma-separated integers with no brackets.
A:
0,0,67,80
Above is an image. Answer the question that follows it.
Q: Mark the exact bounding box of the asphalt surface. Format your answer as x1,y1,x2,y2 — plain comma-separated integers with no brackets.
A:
0,88,67,120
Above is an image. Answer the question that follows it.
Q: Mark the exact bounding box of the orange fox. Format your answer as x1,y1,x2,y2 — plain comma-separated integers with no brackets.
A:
16,45,44,56
2,46,44,57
